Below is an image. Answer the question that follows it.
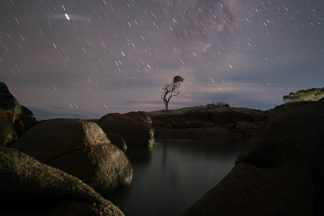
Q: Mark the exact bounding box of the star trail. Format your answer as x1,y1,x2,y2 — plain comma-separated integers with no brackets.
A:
0,0,323,118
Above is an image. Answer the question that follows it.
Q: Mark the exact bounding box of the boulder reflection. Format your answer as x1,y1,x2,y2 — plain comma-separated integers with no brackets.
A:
108,139,238,216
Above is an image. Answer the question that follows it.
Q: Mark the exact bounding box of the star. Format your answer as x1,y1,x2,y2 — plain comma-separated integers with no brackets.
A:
0,0,322,117
64,13,71,21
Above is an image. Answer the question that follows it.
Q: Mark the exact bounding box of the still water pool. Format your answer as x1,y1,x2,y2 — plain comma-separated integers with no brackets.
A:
108,139,238,216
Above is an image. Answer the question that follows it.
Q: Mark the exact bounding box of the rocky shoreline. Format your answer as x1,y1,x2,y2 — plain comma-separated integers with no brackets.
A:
1,81,323,215
0,82,161,215
183,100,324,216
147,105,269,142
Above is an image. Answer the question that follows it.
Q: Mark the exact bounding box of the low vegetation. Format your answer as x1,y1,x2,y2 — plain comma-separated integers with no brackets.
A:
283,87,324,103
202,102,230,109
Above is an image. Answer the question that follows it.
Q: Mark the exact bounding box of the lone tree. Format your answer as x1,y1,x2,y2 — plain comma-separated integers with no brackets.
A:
161,75,184,110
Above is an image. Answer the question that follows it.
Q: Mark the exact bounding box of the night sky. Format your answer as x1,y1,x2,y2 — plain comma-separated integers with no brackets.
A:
0,0,323,119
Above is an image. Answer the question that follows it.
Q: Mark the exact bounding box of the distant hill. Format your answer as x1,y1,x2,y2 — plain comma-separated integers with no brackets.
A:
283,87,324,103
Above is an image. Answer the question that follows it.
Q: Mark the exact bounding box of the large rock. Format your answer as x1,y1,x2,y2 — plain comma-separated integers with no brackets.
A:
149,106,267,128
0,82,22,123
234,121,265,140
107,133,127,152
0,146,124,216
125,111,152,125
20,105,37,132
0,82,37,136
184,101,324,216
0,109,17,146
207,107,267,125
148,106,268,140
98,112,155,149
13,119,133,191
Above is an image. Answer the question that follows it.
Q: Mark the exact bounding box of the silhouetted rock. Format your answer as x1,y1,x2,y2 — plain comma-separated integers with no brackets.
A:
13,119,133,191
208,107,267,124
0,82,21,124
0,146,124,216
98,112,155,149
0,82,38,137
234,121,265,140
184,100,324,216
125,111,152,125
148,106,268,141
20,105,37,131
0,110,17,146
108,133,127,152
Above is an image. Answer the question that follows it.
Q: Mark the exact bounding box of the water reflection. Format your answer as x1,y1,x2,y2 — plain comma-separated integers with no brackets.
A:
108,139,238,216
126,146,153,163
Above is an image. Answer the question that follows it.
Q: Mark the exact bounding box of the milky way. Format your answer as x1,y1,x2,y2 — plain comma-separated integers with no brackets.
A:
0,0,323,118
175,1,237,40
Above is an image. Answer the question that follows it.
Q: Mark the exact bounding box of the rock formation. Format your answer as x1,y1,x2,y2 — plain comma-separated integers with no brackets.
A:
0,109,17,146
98,111,155,150
0,82,22,124
0,146,124,216
0,82,37,137
183,100,324,216
20,105,37,132
13,119,133,191
148,105,268,141
107,133,127,152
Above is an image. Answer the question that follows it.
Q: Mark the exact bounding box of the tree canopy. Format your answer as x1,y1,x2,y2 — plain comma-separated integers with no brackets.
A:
283,87,324,103
161,75,184,110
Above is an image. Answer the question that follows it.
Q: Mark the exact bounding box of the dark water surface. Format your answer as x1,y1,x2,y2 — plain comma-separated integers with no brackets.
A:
108,139,238,216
